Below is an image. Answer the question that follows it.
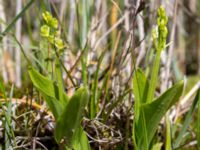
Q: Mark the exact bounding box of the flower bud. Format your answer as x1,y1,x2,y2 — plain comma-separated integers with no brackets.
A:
40,25,50,37
42,11,52,24
50,18,58,29
55,37,64,50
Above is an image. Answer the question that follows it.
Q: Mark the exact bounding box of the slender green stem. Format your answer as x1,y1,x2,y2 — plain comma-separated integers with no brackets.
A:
12,34,32,66
132,123,138,150
165,113,172,150
90,52,105,118
146,50,161,103
54,48,76,87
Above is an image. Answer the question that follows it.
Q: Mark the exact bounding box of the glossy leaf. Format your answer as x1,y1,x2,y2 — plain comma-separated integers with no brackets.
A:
28,67,68,118
29,67,58,98
55,87,89,145
139,81,183,145
133,69,149,149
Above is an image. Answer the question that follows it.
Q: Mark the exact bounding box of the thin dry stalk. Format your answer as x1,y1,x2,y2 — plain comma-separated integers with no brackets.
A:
59,0,67,22
177,6,186,75
136,0,146,67
163,0,179,90
0,0,8,83
94,14,125,51
68,0,76,44
180,81,200,107
88,0,104,60
15,0,22,87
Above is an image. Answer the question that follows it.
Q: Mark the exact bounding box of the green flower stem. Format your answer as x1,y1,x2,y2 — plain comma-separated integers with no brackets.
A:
12,34,32,66
147,6,168,103
147,50,161,103
53,48,76,87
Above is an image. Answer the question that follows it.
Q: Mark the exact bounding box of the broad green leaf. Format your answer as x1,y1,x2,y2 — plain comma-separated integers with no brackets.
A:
133,69,149,149
133,68,149,123
29,67,58,98
71,127,91,150
139,81,183,144
28,66,69,103
28,67,68,118
55,87,89,145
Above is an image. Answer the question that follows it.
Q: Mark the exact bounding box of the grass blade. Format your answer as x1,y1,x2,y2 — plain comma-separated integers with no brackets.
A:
173,89,200,148
197,89,200,149
1,0,35,36
90,52,104,118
